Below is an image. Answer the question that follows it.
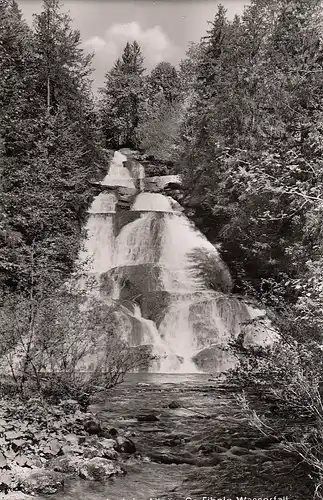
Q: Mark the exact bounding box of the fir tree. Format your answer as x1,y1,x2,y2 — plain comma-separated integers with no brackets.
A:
99,41,145,148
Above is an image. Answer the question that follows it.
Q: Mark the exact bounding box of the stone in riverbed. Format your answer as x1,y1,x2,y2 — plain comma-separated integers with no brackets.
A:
78,457,123,481
115,436,136,454
83,446,118,460
51,455,82,475
84,418,102,436
254,435,281,448
5,493,34,500
136,414,159,422
20,469,65,495
229,446,251,456
82,436,119,460
168,401,181,409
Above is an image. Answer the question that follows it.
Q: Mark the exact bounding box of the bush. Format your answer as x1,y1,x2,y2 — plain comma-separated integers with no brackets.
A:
0,278,153,403
226,302,323,499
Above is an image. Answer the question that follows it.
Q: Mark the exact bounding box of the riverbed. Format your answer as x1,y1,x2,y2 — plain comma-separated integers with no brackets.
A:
38,373,313,500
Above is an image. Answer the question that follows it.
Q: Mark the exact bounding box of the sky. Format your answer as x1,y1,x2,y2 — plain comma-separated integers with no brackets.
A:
19,0,249,91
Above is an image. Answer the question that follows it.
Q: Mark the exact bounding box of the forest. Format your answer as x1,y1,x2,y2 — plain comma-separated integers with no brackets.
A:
2,0,323,496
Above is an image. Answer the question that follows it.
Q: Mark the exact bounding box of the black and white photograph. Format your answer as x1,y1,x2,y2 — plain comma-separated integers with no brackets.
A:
0,0,321,499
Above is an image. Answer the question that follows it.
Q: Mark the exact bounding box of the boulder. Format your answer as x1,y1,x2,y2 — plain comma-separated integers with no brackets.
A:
84,418,102,436
192,345,238,373
20,469,65,495
51,455,82,475
59,399,80,413
168,401,181,409
254,435,281,449
5,494,34,500
83,437,118,460
78,457,123,481
115,436,136,454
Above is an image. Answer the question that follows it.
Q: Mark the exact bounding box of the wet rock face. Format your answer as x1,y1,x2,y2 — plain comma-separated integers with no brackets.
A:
144,176,182,193
114,211,141,234
101,265,171,325
192,345,238,373
116,186,138,209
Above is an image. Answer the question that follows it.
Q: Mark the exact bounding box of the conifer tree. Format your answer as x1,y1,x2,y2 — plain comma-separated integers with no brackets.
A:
99,41,145,148
147,62,181,107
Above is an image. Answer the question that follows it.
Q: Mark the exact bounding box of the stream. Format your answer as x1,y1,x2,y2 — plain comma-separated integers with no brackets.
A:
38,373,313,500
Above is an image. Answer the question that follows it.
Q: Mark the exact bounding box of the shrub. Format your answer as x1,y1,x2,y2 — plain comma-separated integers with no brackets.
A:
226,300,323,499
0,277,153,404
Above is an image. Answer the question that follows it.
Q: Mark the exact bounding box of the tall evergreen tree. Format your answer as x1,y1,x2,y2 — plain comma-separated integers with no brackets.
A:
99,41,145,148
0,0,42,290
147,61,181,106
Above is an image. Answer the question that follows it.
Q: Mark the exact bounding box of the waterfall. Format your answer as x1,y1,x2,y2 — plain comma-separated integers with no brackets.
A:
79,150,275,374
159,214,219,293
80,215,115,274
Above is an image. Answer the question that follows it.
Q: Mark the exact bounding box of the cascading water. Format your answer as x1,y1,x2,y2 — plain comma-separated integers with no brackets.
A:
159,213,220,293
80,150,274,374
101,151,134,188
88,192,117,214
80,215,115,274
113,213,163,267
132,192,174,212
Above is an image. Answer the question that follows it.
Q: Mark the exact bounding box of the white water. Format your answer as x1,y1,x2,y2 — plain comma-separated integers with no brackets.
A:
159,214,219,293
131,304,198,373
88,192,117,214
132,193,173,212
114,213,160,267
79,215,115,274
102,151,135,188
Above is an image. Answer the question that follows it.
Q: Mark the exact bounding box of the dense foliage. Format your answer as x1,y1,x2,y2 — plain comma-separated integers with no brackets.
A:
0,0,105,294
178,0,323,302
